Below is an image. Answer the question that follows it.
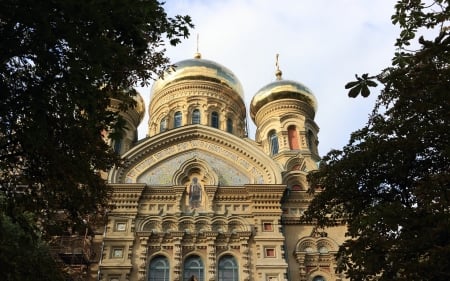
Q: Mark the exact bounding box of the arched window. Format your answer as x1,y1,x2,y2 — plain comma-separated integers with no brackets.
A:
288,125,300,150
218,255,239,281
149,256,170,281
211,111,219,128
174,111,182,128
192,109,200,124
160,117,167,132
183,255,204,281
226,118,233,133
269,130,279,155
313,276,326,281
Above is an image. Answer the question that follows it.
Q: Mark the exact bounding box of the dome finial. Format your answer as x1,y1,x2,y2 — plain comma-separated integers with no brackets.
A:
275,53,282,80
194,33,202,59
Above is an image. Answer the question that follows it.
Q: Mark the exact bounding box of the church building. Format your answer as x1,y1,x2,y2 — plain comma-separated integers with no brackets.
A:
89,52,346,281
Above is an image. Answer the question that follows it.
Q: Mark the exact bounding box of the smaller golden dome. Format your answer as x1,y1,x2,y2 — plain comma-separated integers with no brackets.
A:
133,90,146,122
250,79,317,120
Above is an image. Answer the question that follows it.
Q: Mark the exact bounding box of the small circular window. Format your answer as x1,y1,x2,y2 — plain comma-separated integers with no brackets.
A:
313,276,326,281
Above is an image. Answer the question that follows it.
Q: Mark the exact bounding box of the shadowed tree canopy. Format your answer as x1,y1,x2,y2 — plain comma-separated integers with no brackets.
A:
0,1,192,279
303,1,450,280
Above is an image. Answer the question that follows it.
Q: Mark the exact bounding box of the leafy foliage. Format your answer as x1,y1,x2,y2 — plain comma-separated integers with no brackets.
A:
0,193,65,281
0,0,192,232
0,0,192,279
304,1,450,280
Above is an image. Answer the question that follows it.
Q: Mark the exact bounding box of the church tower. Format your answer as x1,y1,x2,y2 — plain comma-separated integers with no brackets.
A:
108,93,146,155
250,55,319,192
249,56,346,281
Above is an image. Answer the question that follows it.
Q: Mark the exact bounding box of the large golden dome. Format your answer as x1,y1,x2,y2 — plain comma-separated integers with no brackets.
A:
151,55,244,100
250,79,317,120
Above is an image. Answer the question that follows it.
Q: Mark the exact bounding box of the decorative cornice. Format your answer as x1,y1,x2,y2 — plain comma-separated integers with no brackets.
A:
254,100,316,126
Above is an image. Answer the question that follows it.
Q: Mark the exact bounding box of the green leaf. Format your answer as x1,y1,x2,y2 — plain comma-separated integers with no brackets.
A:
348,84,362,98
366,80,378,87
361,85,370,97
345,80,360,89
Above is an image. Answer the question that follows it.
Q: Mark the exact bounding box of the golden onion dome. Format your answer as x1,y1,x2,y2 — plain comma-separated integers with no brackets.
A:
250,79,317,120
150,55,244,101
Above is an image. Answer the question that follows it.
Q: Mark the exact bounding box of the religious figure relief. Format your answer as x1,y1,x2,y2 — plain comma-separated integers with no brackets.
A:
188,177,202,209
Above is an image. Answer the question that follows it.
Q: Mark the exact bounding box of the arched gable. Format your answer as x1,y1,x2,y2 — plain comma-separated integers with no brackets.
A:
108,126,282,185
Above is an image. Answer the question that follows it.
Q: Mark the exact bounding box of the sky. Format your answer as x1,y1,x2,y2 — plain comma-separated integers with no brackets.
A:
136,0,400,155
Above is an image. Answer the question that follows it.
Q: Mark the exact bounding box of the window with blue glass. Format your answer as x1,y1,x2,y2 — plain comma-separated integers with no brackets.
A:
269,130,279,155
113,139,122,154
211,111,219,128
183,255,204,281
148,256,170,281
174,111,182,128
226,118,233,133
192,109,200,124
218,255,239,281
313,276,326,281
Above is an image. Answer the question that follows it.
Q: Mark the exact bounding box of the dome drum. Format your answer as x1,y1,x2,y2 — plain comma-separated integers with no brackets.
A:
149,81,245,115
252,100,316,128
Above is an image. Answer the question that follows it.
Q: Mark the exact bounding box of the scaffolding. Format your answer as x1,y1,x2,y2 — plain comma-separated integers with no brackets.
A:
50,235,93,281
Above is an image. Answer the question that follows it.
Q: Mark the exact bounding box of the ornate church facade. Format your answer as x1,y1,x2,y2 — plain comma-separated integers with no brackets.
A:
89,53,346,281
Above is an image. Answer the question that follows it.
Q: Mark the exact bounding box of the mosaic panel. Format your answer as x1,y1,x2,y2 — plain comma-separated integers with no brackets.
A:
136,150,250,186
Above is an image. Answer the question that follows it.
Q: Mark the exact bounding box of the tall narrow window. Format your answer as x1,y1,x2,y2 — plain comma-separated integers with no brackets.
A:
269,130,279,155
160,117,167,132
183,255,204,281
288,125,300,150
192,109,200,124
211,111,219,128
226,118,233,133
113,139,122,154
218,255,239,281
174,111,182,128
149,256,170,281
307,130,314,151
